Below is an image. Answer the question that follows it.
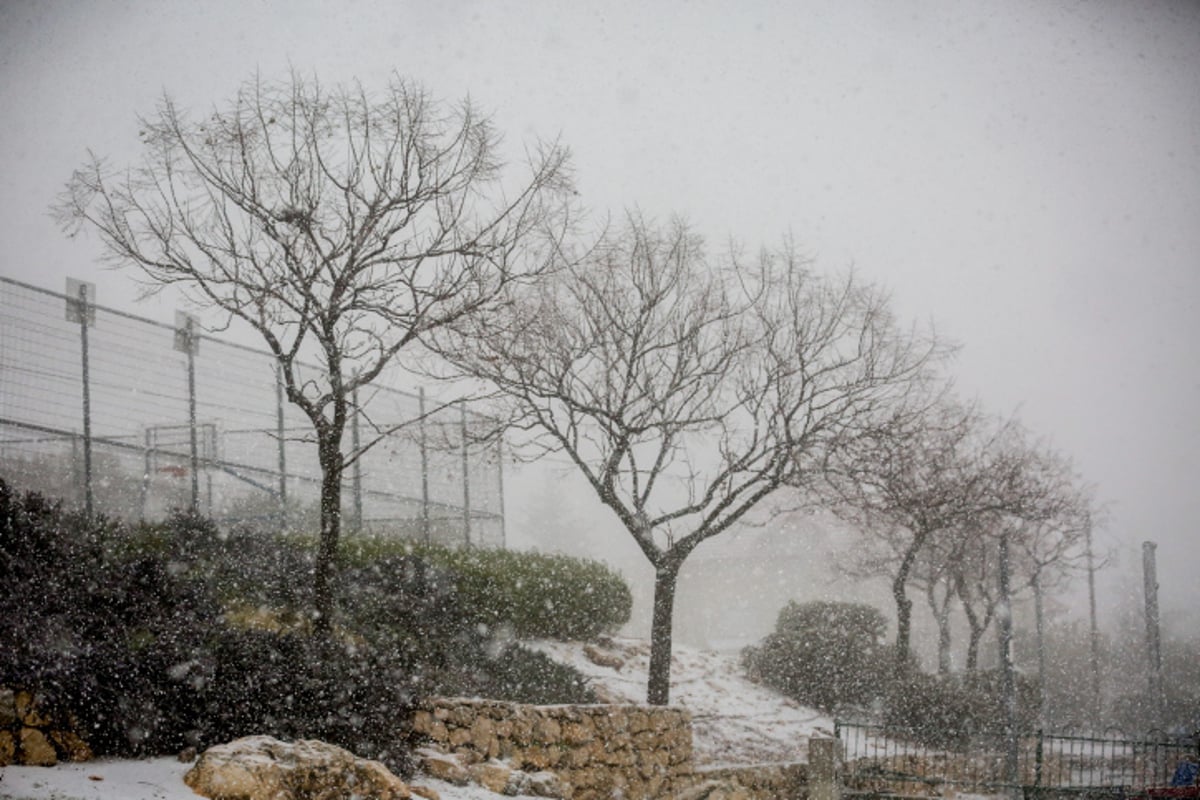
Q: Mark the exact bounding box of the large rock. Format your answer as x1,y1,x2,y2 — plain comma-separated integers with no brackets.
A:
416,748,470,785
184,736,411,800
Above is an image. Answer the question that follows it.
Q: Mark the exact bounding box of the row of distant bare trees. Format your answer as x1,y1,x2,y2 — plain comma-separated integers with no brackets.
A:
57,72,1099,705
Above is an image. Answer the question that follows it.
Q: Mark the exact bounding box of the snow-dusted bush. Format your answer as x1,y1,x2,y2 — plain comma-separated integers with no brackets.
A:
474,643,595,704
345,540,633,641
741,600,890,714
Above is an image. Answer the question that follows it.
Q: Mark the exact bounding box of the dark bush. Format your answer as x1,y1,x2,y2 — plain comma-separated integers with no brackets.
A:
882,666,1040,749
881,669,974,748
742,600,890,714
196,629,418,773
478,644,596,705
0,485,225,757
1,479,596,767
0,483,418,768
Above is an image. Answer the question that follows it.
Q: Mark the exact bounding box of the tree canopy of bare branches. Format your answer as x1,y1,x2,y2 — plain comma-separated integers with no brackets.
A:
55,72,574,628
434,213,940,704
831,397,1099,676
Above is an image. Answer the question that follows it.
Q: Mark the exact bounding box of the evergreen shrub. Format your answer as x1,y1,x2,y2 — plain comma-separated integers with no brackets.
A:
343,539,633,640
742,600,890,714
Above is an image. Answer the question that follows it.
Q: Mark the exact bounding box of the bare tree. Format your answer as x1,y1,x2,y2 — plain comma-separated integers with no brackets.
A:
433,213,939,704
952,522,1004,670
911,525,970,674
950,433,1094,672
829,399,998,671
55,72,574,629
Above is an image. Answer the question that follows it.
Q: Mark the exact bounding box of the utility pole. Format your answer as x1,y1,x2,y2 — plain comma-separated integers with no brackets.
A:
1142,541,1164,728
997,529,1020,797
1085,523,1102,725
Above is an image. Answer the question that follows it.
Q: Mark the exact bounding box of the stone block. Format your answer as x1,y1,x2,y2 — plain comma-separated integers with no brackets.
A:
0,687,16,727
562,720,593,746
15,690,52,727
0,730,15,766
19,727,57,766
50,729,94,762
533,716,561,742
469,760,516,794
417,747,470,785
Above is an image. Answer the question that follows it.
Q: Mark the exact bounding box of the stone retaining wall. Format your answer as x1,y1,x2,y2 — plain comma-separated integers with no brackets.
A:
413,697,821,800
0,686,93,767
413,698,693,799
689,762,809,798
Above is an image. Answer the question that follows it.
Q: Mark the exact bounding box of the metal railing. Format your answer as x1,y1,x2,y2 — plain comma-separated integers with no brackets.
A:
837,720,1199,797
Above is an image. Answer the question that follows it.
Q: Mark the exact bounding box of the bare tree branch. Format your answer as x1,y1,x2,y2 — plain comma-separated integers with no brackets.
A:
56,71,575,628
429,212,942,703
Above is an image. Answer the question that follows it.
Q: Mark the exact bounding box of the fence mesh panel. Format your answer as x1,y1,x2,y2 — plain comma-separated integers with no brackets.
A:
0,276,503,547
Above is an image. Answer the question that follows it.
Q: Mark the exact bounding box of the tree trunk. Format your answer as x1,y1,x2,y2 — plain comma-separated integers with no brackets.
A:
313,432,344,635
935,607,952,676
647,559,683,706
925,579,953,675
893,574,914,673
964,614,984,671
892,535,925,674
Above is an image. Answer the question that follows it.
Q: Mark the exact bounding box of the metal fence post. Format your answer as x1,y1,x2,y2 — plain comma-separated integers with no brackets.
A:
174,312,200,512
418,387,430,544
351,386,362,535
66,280,95,516
275,364,288,526
460,404,471,548
496,437,506,548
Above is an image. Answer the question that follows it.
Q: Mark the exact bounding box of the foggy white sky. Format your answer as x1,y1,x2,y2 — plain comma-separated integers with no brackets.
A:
1,0,1197,626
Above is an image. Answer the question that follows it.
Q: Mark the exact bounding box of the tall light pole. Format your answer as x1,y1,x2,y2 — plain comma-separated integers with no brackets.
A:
1142,541,1164,729
1085,522,1102,726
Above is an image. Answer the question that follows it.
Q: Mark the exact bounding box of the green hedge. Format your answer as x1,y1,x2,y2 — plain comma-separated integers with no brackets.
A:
342,540,632,641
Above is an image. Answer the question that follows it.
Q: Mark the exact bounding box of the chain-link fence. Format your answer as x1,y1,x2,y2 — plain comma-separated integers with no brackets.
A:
0,276,503,547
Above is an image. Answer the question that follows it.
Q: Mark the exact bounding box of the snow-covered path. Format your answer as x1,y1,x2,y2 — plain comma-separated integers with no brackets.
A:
529,637,832,766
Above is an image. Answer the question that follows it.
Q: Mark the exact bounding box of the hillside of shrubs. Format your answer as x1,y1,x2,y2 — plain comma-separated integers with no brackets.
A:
0,478,632,773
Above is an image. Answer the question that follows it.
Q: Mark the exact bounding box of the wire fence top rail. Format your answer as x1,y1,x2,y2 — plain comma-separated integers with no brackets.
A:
0,275,504,547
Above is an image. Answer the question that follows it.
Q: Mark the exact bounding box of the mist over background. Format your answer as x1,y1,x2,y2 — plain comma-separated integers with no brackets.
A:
2,0,1198,661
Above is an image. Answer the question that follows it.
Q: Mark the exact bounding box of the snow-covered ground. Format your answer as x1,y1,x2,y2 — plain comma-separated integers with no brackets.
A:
0,638,829,799
0,758,546,800
528,636,833,767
